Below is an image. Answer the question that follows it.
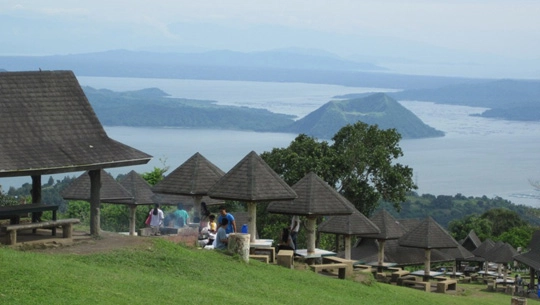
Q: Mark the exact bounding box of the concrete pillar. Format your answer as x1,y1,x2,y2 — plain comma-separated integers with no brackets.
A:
228,233,250,263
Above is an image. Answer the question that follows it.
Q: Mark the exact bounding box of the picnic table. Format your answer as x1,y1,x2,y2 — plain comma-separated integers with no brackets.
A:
295,248,336,259
0,203,59,229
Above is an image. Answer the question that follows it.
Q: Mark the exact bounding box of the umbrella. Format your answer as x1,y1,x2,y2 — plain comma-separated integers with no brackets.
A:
153,152,225,220
208,151,297,242
398,216,459,281
267,171,354,254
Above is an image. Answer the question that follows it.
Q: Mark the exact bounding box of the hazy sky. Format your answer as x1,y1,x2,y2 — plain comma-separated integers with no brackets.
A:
1,1,539,78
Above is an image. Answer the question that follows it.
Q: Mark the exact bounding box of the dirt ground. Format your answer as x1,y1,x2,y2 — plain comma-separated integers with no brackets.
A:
12,230,153,254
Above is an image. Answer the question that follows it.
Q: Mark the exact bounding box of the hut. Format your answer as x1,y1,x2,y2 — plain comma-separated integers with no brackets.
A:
0,71,151,236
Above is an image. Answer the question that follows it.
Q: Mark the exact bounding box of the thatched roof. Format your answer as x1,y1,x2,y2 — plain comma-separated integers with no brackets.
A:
152,152,225,196
461,230,482,252
367,209,406,240
113,170,156,205
439,243,476,261
60,169,133,202
0,70,151,177
351,238,454,266
267,172,354,216
208,151,297,202
514,231,540,271
318,208,380,236
483,241,518,264
398,216,459,249
472,239,495,258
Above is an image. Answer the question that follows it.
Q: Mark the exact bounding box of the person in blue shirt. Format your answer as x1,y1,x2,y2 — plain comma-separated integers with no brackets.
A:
173,203,189,227
217,205,236,234
215,218,229,250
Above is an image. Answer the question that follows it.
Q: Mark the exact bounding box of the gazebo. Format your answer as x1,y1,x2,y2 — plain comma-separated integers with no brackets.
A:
367,209,406,270
483,241,518,282
318,208,380,259
208,151,297,243
0,71,151,236
152,152,225,222
514,230,540,290
267,172,354,255
398,216,459,281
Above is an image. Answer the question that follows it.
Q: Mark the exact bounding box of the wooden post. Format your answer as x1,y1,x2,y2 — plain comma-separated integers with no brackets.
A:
89,169,101,236
31,175,42,204
248,202,256,242
377,239,386,272
228,233,250,263
306,216,317,254
344,235,351,260
129,204,137,236
193,195,202,223
424,248,432,282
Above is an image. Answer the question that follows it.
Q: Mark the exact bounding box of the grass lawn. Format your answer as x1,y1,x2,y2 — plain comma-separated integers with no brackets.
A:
0,239,531,305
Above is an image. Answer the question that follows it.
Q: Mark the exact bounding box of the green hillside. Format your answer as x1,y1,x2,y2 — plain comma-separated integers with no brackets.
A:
282,93,444,139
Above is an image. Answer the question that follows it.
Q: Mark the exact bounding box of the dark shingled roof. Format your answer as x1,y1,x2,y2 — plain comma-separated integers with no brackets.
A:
351,238,454,266
208,151,297,202
267,172,354,216
461,230,482,252
483,241,518,264
398,216,459,249
368,209,406,240
114,170,156,205
472,239,495,258
152,152,225,196
514,231,540,271
0,70,151,177
439,243,476,260
318,208,380,236
60,169,133,202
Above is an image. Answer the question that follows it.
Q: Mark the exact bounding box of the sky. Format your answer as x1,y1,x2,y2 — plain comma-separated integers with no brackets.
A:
1,0,540,79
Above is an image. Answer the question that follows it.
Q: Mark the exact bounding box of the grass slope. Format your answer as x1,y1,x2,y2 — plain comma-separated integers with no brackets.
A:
0,239,514,305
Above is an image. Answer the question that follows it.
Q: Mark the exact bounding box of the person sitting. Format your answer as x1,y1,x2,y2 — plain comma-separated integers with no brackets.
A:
215,218,229,250
277,227,295,252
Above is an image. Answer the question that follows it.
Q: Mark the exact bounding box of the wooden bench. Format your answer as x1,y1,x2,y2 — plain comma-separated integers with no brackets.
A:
397,275,417,286
276,250,294,269
436,279,457,293
310,263,348,279
459,276,471,283
402,279,431,292
2,218,80,245
375,272,391,283
353,264,372,273
249,254,270,263
322,256,354,277
251,246,276,263
391,270,410,282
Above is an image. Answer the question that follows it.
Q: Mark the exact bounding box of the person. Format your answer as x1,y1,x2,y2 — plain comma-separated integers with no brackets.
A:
215,218,229,250
206,214,217,246
199,201,211,233
515,274,522,286
173,203,189,227
277,227,295,251
289,215,300,250
217,205,236,234
148,203,164,236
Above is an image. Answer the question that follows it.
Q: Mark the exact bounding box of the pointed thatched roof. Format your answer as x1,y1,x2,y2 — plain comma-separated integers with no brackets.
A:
318,208,380,236
439,243,476,260
368,209,406,240
514,230,540,271
0,70,151,177
267,172,354,216
483,241,518,264
472,239,495,258
60,169,134,202
398,216,459,249
208,151,297,202
153,152,225,196
461,230,482,252
397,218,422,231
351,238,455,266
112,170,156,205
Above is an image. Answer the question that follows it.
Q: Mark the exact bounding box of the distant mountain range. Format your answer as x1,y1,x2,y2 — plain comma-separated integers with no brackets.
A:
83,87,443,140
0,49,483,90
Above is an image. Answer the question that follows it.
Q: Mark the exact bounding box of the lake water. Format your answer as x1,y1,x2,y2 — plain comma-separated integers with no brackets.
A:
2,77,540,208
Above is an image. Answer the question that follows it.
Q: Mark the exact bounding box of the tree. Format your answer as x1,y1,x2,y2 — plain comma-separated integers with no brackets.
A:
448,214,493,241
261,122,416,216
481,208,528,237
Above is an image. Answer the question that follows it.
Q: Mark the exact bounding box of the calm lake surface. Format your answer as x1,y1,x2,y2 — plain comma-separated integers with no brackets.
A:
2,77,540,208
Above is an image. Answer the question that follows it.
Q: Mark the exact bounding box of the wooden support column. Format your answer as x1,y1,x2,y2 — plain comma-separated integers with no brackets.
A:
129,204,137,236
89,169,101,236
344,235,352,260
306,216,317,254
424,248,432,282
31,175,42,204
377,239,386,272
248,202,256,242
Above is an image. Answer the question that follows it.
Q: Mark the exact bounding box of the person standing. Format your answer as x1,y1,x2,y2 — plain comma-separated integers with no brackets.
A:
173,203,189,227
289,215,300,250
215,218,229,250
149,203,164,236
217,205,237,234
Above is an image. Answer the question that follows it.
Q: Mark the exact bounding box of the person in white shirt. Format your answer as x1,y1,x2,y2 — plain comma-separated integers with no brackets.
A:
149,204,164,236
